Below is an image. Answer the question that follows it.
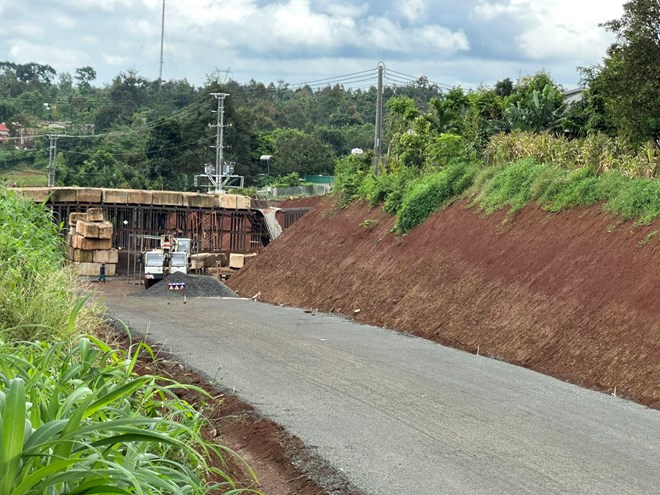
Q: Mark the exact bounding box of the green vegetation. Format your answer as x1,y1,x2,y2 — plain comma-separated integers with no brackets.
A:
334,153,371,208
596,0,660,142
396,161,479,232
0,64,384,190
0,187,82,341
331,2,659,232
472,160,660,225
0,1,658,231
484,131,659,177
360,219,379,229
0,335,246,495
0,187,259,494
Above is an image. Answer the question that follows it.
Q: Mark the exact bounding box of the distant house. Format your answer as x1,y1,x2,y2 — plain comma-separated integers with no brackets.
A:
0,122,9,142
564,88,585,105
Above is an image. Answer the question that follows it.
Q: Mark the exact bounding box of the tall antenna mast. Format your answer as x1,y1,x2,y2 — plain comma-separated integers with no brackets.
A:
158,0,166,81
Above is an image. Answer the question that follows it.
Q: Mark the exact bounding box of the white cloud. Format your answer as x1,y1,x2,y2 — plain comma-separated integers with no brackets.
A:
316,1,368,18
4,22,44,38
53,14,76,30
65,0,134,12
472,1,517,20
364,19,469,54
8,40,86,70
152,0,467,58
168,0,258,27
102,53,129,65
415,25,470,52
472,0,623,61
396,0,427,23
0,0,623,89
267,0,354,48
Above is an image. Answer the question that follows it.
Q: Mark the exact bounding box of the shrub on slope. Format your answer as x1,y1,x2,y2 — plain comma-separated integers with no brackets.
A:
396,160,479,233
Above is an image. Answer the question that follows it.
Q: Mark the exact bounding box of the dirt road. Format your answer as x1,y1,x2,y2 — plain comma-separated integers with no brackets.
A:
98,285,660,495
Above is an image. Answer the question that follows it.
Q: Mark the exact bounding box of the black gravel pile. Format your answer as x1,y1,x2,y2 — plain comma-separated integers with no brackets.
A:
135,272,237,298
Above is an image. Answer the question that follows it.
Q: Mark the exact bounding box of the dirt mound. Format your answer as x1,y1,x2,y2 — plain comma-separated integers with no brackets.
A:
229,197,660,409
136,272,237,298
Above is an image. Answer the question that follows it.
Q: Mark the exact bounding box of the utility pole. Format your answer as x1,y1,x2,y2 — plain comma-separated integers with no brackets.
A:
158,0,166,82
210,93,229,194
47,134,60,187
373,63,384,174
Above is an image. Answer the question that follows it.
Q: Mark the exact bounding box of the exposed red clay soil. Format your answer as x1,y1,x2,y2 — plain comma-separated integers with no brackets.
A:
231,196,660,409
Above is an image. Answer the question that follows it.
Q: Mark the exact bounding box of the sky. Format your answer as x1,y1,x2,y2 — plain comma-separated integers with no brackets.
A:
0,0,626,91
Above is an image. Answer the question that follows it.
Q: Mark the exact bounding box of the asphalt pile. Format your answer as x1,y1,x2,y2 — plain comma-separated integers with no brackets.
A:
135,272,237,298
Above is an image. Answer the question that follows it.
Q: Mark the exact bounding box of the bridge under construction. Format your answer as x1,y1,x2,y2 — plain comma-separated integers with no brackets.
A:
14,186,309,255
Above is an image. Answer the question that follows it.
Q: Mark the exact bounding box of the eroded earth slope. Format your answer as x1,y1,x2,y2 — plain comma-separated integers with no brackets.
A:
229,197,660,409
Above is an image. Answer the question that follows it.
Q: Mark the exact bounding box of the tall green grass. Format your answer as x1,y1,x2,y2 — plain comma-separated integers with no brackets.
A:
484,130,660,178
0,327,259,494
471,159,660,224
471,158,544,214
0,187,84,341
361,165,419,215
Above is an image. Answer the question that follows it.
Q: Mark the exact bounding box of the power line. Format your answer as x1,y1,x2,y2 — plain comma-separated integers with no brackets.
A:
0,64,455,158
384,67,455,88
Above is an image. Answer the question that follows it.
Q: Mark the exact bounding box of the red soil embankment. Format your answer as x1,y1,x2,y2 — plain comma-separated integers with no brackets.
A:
229,198,660,409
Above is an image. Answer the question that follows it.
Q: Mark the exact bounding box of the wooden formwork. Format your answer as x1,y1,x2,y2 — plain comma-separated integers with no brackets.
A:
48,201,269,254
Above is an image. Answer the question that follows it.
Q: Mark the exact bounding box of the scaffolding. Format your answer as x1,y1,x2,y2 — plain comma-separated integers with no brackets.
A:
48,201,269,254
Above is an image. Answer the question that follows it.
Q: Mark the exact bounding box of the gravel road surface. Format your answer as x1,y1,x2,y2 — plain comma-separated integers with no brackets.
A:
102,291,660,495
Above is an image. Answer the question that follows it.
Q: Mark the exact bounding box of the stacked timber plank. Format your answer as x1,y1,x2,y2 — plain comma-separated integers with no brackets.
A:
228,252,257,269
66,207,118,277
13,187,251,210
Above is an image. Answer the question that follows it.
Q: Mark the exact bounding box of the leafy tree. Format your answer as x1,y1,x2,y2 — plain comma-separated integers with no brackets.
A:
506,85,566,132
265,128,335,176
504,73,566,132
387,96,420,131
66,149,124,187
425,87,470,135
494,78,514,98
0,100,16,122
464,88,505,150
269,171,302,187
597,0,660,141
562,68,618,137
74,66,97,91
314,125,347,156
146,117,185,189
95,70,153,132
334,153,371,206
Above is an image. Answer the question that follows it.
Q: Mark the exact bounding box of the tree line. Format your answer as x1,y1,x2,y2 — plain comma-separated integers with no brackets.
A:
0,0,657,191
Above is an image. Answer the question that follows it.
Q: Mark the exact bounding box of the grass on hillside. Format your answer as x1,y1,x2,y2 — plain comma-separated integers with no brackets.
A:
337,157,660,234
471,159,660,225
1,167,48,187
0,187,87,341
395,160,479,232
